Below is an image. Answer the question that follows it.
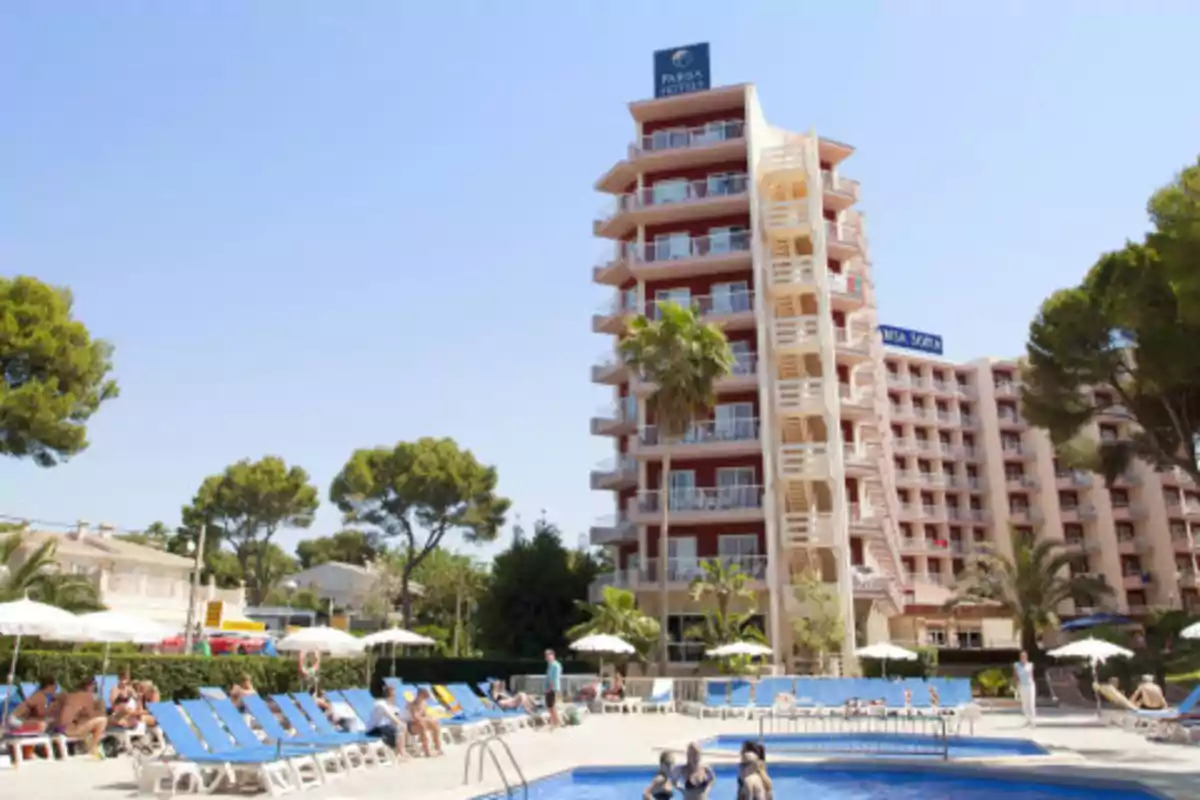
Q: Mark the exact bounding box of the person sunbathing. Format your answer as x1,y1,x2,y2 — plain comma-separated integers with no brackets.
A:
1130,675,1168,710
489,680,536,713
48,678,109,758
602,672,626,702
137,681,161,728
229,674,257,710
643,751,676,800
5,676,56,733
108,670,141,729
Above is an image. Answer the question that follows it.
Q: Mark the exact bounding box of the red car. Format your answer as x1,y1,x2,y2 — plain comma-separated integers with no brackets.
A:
160,632,269,656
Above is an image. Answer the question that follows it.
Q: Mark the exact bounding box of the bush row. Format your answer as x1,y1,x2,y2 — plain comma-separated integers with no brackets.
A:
859,646,939,679
8,652,591,700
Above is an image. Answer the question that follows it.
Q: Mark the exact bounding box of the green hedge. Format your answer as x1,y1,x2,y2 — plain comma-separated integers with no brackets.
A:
369,657,591,693
6,651,592,700
10,651,368,700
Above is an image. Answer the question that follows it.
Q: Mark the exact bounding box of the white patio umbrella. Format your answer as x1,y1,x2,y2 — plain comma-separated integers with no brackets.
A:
706,641,773,658
0,596,84,722
276,625,365,655
570,633,637,677
855,642,918,677
1047,636,1134,714
361,626,436,679
57,611,177,685
1180,621,1200,640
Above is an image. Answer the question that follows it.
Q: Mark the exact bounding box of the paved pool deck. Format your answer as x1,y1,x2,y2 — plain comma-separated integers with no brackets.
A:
3,708,1198,798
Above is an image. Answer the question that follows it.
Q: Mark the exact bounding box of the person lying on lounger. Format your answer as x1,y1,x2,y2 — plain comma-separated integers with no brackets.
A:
489,680,536,713
229,674,257,710
5,675,56,733
602,672,626,702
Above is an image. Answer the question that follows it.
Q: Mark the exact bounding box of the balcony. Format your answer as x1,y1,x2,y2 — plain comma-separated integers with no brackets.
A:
828,272,866,311
637,231,754,283
993,382,1020,398
595,174,750,239
1008,508,1041,524
643,554,768,585
591,291,639,334
901,538,951,554
632,353,758,395
838,382,873,415
633,418,761,458
1117,537,1152,556
1004,475,1039,491
651,290,756,330
826,220,863,259
843,443,874,471
834,325,872,360
1111,503,1148,522
1178,571,1199,589
886,374,909,389
776,377,827,416
591,351,629,385
997,413,1025,429
596,120,747,194
591,395,638,437
848,502,883,531
632,485,765,525
590,455,638,491
1055,470,1093,488
589,512,636,546
821,171,861,210
1121,573,1146,590
1059,505,1097,523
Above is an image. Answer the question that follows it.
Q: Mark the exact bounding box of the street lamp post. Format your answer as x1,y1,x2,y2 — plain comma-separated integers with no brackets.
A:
282,579,298,634
182,524,207,653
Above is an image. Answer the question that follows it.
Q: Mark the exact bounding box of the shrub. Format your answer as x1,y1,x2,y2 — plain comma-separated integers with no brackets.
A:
973,667,1011,698
12,651,368,700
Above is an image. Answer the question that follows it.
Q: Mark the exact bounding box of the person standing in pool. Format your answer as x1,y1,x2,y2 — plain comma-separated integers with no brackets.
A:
1013,649,1036,727
737,741,772,800
643,751,677,800
676,742,716,800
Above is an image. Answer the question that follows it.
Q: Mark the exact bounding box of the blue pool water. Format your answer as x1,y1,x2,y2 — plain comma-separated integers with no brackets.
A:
473,764,1160,800
698,732,1049,759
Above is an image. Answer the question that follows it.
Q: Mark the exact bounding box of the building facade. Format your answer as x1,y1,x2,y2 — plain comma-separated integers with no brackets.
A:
588,80,1200,672
3,522,245,629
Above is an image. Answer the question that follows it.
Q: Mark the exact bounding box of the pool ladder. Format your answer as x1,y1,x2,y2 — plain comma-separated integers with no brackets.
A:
463,734,528,799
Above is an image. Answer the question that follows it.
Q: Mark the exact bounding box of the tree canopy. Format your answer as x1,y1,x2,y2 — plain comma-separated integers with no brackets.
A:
295,529,383,570
329,436,509,626
619,300,733,669
181,456,319,603
567,585,659,666
686,558,766,673
476,517,602,658
1023,158,1200,482
948,527,1112,657
0,275,119,467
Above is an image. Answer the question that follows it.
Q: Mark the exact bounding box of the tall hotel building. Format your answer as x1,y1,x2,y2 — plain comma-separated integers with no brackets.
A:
589,76,1200,673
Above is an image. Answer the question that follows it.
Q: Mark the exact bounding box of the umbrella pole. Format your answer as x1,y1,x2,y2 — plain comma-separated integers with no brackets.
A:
2,633,21,723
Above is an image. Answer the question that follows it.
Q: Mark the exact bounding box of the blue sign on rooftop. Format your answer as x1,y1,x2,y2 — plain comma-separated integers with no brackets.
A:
654,43,711,98
878,325,944,356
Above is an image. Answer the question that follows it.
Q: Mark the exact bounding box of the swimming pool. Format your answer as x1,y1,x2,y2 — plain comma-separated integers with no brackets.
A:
472,764,1161,800
697,732,1048,759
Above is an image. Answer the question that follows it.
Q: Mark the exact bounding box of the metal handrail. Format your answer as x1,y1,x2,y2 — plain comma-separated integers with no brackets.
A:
463,734,528,799
757,710,949,760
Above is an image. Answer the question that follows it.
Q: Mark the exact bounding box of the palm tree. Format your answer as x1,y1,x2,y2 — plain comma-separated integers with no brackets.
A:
567,585,660,664
619,301,733,671
0,531,104,611
947,526,1112,658
790,568,844,674
686,558,765,671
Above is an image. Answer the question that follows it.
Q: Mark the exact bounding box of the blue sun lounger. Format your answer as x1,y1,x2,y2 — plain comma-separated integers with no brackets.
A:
147,700,319,796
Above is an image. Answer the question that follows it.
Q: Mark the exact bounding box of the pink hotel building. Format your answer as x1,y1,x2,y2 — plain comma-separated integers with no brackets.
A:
588,61,1200,672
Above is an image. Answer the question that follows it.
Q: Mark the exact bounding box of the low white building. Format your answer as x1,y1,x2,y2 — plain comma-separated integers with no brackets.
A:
2,522,246,629
284,561,422,614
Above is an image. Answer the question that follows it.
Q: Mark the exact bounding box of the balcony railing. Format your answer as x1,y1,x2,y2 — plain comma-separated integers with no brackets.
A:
825,220,862,249
637,486,764,513
631,230,752,264
886,374,909,388
821,171,861,201
646,290,755,319
601,174,749,221
595,395,637,424
639,418,759,446
643,554,767,583
636,120,745,155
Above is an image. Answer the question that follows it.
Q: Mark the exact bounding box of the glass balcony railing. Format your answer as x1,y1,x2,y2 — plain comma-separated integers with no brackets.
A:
635,120,745,155
639,418,759,447
600,174,749,221
637,486,764,513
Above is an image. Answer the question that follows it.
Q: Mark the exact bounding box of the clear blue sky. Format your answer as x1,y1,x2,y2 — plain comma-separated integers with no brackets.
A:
2,2,1198,558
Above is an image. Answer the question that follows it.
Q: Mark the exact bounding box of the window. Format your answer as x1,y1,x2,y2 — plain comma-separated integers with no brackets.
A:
926,628,947,646
654,287,692,313
1111,489,1129,508
708,225,748,254
710,280,751,314
729,340,753,373
653,231,692,260
668,470,696,509
665,614,708,663
652,179,690,205
714,402,755,440
959,630,983,648
666,537,698,581
716,467,757,508
719,534,763,578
